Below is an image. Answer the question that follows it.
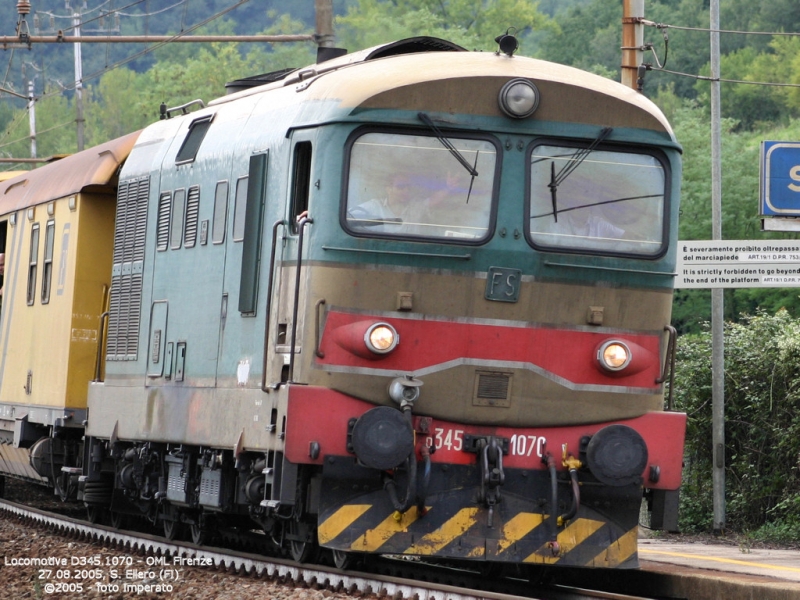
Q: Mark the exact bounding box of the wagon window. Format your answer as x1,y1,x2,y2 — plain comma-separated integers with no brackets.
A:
41,220,55,304
528,143,667,256
26,223,39,306
344,132,496,242
212,181,229,244
170,188,185,250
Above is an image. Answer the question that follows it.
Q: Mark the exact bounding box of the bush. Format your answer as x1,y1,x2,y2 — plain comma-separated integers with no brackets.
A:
674,309,800,535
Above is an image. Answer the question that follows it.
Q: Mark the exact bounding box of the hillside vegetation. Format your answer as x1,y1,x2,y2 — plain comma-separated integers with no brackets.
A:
2,0,799,538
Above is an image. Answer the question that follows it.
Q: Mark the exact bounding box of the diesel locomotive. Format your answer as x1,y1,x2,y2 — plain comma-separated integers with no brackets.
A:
0,35,685,570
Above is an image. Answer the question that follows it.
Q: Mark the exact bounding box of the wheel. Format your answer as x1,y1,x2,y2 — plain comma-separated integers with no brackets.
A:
190,517,215,546
161,505,181,541
331,549,356,570
109,510,125,530
86,505,103,524
287,520,318,563
289,537,315,563
163,518,180,541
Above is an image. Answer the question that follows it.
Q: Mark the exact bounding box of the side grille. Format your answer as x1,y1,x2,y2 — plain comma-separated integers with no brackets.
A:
107,177,149,361
184,185,200,248
156,192,171,251
473,371,512,407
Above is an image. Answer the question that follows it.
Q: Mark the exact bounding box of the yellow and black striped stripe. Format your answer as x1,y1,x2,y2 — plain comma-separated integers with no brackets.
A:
317,488,639,567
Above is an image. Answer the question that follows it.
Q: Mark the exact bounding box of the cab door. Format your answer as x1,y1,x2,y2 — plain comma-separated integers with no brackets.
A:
270,134,315,385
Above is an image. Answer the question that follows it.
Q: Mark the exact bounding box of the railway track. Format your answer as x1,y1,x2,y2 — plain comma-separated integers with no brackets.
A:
0,489,663,600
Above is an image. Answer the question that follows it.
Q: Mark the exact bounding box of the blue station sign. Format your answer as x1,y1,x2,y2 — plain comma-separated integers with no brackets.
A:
761,141,800,216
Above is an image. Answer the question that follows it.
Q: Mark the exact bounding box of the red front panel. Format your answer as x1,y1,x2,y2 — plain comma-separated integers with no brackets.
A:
285,386,686,490
315,310,662,390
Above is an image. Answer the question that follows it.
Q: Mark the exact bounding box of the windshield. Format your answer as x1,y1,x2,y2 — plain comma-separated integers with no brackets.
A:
344,132,497,241
528,143,667,256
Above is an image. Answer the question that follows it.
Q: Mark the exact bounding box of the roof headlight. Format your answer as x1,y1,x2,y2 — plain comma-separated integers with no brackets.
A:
598,341,631,372
498,78,540,119
365,322,399,355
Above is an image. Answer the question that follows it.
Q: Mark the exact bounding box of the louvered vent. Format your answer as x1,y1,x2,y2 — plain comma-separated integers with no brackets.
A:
156,192,171,251
184,185,200,248
107,177,150,361
473,371,512,407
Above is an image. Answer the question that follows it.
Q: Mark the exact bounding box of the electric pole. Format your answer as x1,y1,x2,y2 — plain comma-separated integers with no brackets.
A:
28,80,36,158
621,0,644,90
710,0,725,534
72,11,84,151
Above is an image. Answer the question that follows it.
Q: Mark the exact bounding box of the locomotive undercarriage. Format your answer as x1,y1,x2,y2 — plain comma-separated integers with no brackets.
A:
77,436,323,554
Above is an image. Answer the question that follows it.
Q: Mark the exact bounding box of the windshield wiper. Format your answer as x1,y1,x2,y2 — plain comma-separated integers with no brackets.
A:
547,127,613,221
418,112,479,178
531,192,662,221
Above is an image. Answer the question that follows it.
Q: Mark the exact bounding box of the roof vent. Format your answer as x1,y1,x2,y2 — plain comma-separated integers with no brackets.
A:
365,36,465,60
225,68,298,94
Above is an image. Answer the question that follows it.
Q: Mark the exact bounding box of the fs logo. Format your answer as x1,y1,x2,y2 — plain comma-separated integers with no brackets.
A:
485,267,521,302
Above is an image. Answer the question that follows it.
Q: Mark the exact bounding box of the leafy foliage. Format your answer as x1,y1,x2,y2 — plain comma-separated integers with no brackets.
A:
674,310,800,532
335,0,552,52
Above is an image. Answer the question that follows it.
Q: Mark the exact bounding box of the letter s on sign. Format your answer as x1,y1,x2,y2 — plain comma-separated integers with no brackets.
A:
788,165,800,192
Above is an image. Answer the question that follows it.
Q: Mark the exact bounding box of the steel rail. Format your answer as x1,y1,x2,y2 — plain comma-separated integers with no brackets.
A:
0,498,542,600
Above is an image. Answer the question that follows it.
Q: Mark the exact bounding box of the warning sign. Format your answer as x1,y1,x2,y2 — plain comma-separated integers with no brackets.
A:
677,240,800,288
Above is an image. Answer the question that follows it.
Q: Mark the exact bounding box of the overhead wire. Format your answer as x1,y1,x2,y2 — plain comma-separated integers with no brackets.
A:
643,20,800,37
2,0,253,159
0,120,73,152
641,19,800,89
31,0,252,102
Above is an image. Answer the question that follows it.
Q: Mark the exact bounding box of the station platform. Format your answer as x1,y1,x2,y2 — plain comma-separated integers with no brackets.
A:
638,538,800,600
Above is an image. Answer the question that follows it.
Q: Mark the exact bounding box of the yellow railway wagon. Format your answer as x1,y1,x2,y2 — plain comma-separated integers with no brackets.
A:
0,132,139,489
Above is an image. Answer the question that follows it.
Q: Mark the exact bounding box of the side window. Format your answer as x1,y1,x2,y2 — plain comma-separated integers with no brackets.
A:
27,223,40,306
184,185,200,248
156,191,171,251
212,181,229,244
41,220,55,304
239,153,267,314
290,141,312,233
175,115,213,164
170,189,185,250
232,177,248,242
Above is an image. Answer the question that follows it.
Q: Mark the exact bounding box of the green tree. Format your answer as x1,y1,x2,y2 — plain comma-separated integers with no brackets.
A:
336,0,552,54
85,68,151,145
